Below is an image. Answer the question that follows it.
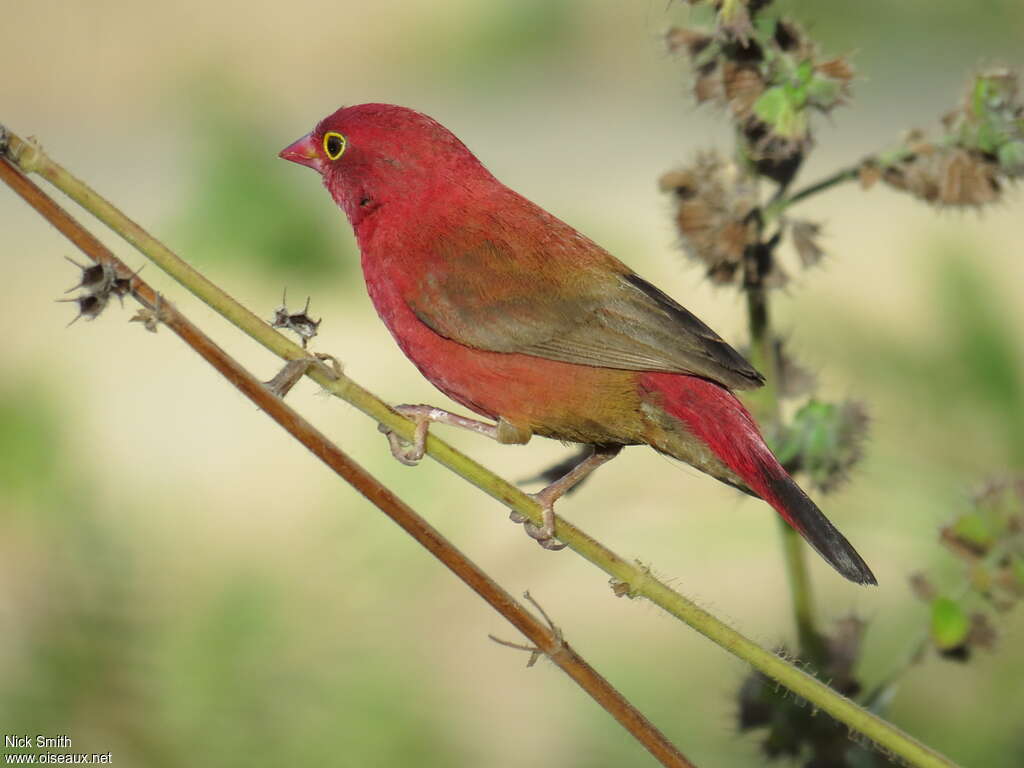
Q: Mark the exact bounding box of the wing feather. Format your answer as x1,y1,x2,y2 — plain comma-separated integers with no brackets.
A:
407,230,764,390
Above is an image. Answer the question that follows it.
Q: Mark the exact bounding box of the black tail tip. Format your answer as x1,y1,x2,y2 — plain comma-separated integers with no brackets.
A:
835,552,878,586
793,515,877,586
768,473,878,586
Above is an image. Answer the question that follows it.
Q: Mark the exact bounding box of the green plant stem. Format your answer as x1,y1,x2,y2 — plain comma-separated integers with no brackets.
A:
764,147,916,222
743,279,779,421
780,522,824,659
2,128,961,768
765,165,861,220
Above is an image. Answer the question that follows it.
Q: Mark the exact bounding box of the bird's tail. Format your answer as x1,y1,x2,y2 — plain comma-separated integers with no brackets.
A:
640,373,877,585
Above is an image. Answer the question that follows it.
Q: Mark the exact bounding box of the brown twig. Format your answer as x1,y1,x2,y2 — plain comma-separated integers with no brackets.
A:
0,155,697,768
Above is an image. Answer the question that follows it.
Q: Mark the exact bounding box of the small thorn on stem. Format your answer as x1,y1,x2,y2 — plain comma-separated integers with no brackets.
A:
129,292,164,333
488,591,564,668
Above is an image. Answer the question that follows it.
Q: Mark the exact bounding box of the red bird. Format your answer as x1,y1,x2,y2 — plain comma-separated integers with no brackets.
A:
280,103,876,585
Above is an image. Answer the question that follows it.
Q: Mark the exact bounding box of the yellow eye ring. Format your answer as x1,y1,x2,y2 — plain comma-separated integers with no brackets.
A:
323,132,347,160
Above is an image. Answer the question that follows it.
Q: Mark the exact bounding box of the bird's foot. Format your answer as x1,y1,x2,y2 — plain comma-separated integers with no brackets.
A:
378,404,435,466
378,404,516,466
509,495,566,551
509,444,623,551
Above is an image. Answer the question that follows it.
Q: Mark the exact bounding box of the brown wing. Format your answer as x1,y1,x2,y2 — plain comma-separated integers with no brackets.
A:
407,234,764,390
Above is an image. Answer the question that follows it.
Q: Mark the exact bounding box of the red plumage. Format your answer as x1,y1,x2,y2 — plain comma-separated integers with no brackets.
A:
280,103,875,585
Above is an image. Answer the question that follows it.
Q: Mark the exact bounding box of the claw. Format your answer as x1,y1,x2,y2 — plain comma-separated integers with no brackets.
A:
516,494,567,550
378,404,433,465
508,445,622,551
379,423,423,465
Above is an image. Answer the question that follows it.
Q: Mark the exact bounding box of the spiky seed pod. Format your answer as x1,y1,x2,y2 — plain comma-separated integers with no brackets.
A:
771,399,869,493
881,146,1001,207
875,69,1024,207
666,13,853,188
659,153,759,285
735,617,876,765
57,293,109,325
723,61,766,119
664,26,713,59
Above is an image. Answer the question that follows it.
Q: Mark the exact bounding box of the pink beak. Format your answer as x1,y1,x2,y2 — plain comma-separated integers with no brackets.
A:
279,133,323,172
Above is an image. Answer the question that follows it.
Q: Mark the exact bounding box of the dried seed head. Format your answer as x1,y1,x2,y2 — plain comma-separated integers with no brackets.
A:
817,56,855,83
773,398,869,493
877,69,1024,207
722,61,765,119
272,290,322,348
666,12,852,186
57,293,109,325
665,26,712,58
736,616,872,761
693,65,723,105
60,256,140,326
64,256,117,296
659,153,759,285
882,146,1002,207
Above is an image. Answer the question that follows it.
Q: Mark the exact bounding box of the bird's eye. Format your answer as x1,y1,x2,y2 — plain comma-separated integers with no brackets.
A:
323,132,346,160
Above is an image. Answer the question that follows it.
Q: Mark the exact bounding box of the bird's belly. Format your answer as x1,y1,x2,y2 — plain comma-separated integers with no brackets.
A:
373,292,646,445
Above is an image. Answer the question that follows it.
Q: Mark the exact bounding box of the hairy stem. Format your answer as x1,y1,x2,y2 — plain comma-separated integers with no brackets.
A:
764,147,915,222
1,128,960,768
765,165,861,220
0,155,696,768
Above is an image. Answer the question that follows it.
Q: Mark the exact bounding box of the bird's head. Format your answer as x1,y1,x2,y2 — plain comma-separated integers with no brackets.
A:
280,103,491,226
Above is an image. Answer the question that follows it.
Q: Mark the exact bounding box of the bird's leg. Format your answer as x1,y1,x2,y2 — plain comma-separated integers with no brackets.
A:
379,404,531,466
513,444,623,550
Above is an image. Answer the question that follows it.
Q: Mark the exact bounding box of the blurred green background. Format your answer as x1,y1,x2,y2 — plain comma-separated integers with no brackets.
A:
2,1,1023,765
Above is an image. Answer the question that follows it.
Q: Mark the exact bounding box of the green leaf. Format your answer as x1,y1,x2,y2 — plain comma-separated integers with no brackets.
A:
754,87,789,124
931,597,970,651
796,59,814,85
753,87,808,140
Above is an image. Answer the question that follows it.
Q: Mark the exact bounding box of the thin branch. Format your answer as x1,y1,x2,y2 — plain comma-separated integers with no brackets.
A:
767,165,861,219
1,128,960,768
764,147,915,221
0,155,696,768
